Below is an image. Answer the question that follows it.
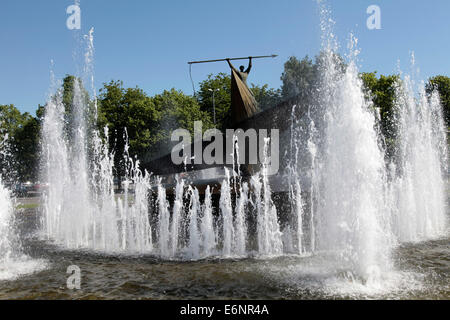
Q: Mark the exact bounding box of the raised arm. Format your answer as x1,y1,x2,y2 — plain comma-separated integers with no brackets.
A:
226,58,239,74
245,57,252,74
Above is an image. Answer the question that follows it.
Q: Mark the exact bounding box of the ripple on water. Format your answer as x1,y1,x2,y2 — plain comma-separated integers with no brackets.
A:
254,254,432,299
0,235,448,299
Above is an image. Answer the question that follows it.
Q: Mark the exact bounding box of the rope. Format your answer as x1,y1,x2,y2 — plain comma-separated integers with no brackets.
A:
189,64,196,97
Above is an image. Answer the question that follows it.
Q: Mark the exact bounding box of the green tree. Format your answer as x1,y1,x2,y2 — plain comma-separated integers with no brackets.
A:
36,104,46,121
98,80,129,182
0,104,23,182
13,115,40,182
121,86,161,158
314,50,347,77
196,72,281,127
426,75,450,128
281,56,316,101
151,88,213,156
99,81,162,159
98,81,211,177
280,52,346,103
361,72,400,157
197,73,232,130
0,104,25,137
250,84,282,111
0,104,40,182
61,75,96,138
62,75,76,115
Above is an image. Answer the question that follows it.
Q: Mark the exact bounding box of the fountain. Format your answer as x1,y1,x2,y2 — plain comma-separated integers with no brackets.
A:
37,3,447,291
0,177,16,267
314,47,393,279
0,147,46,280
40,29,154,254
391,70,448,242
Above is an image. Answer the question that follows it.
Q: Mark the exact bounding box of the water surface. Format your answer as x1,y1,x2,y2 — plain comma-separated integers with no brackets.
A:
1,208,447,300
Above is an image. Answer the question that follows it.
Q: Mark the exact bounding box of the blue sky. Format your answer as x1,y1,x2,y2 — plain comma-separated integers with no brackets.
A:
1,0,449,115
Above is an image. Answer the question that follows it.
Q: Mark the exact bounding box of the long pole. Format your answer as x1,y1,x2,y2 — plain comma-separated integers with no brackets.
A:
212,91,216,125
208,88,219,124
188,54,277,65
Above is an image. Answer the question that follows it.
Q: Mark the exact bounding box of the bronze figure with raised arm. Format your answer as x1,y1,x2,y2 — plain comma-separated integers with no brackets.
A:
226,57,252,86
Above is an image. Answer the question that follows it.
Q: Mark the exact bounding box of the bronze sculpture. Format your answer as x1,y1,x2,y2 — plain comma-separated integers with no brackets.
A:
226,57,252,87
226,57,259,124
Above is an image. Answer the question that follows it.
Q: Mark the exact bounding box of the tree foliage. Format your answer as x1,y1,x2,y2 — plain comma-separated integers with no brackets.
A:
281,56,317,101
250,84,282,111
98,80,158,179
196,72,282,129
0,56,447,184
280,52,346,103
98,82,213,178
361,72,400,158
426,75,450,128
361,72,400,135
61,75,96,137
0,104,40,182
197,73,232,130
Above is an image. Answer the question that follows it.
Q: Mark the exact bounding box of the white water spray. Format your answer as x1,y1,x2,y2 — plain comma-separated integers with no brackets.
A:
201,185,217,256
187,186,201,259
392,72,448,242
252,138,283,256
0,137,47,279
220,169,234,256
41,30,153,254
39,4,447,276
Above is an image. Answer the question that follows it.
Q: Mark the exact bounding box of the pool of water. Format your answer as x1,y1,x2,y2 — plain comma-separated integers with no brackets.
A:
0,208,448,300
